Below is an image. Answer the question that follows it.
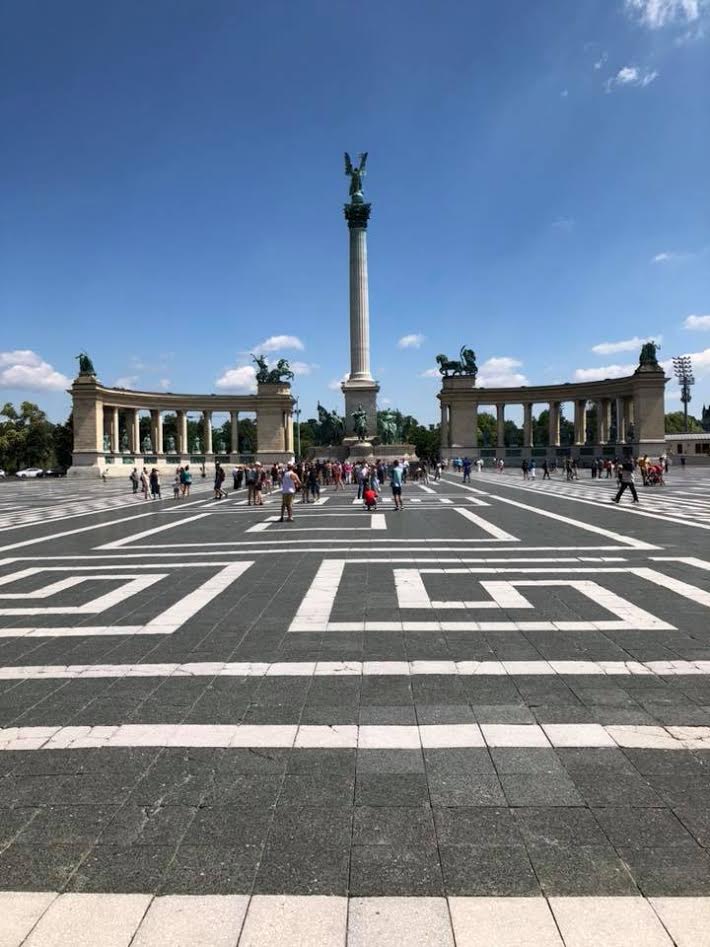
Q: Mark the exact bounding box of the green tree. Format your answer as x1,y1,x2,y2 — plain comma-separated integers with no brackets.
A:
477,411,496,447
52,414,74,469
0,402,54,472
408,423,440,462
665,411,703,434
238,418,257,454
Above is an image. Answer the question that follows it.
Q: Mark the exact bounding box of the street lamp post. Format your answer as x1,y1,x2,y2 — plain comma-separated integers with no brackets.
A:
673,356,695,434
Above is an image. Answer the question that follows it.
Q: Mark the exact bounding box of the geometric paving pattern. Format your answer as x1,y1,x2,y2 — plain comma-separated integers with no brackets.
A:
2,470,710,944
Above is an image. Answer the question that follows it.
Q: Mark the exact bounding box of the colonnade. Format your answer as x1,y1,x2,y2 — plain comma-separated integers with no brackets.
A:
69,375,295,476
438,370,667,459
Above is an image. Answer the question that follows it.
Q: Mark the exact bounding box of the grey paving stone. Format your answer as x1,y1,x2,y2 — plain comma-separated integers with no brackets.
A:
593,807,700,851
353,806,436,847
490,748,566,775
428,773,506,807
350,839,444,897
68,844,176,893
0,843,87,890
620,846,710,896
277,774,354,807
356,749,425,773
529,844,638,896
254,845,350,895
501,772,584,807
433,806,524,848
439,844,539,896
161,844,261,895
355,774,430,807
515,807,610,847
424,748,496,775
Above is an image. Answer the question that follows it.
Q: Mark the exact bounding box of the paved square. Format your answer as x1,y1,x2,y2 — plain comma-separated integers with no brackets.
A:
1,470,710,944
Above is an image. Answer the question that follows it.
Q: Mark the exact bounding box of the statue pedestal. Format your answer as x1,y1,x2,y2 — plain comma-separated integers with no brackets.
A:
347,440,375,462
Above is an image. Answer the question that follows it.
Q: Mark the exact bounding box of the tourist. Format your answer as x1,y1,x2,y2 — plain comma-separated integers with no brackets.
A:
149,467,160,499
363,483,378,510
530,459,536,480
140,468,150,500
463,457,472,482
232,466,239,490
542,459,550,480
129,467,139,494
390,458,404,511
307,463,320,501
278,462,301,522
612,461,639,504
521,459,529,480
356,463,367,499
172,473,181,499
254,463,264,505
181,464,192,496
214,462,226,499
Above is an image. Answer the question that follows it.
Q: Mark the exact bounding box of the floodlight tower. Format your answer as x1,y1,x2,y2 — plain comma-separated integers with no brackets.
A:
673,356,695,433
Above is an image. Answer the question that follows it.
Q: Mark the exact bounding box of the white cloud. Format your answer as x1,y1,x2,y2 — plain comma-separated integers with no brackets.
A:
560,89,569,98
114,375,139,389
419,368,440,379
477,356,529,387
605,66,659,92
0,350,71,391
625,0,703,28
594,52,608,70
381,397,392,405
684,314,710,330
652,251,674,263
159,378,171,390
551,217,574,231
398,333,425,349
255,335,304,353
574,363,636,381
215,365,257,392
592,334,662,355
290,361,317,376
328,373,349,390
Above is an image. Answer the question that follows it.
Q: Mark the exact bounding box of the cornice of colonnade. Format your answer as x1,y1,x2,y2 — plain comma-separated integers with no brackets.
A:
437,370,667,405
68,376,295,412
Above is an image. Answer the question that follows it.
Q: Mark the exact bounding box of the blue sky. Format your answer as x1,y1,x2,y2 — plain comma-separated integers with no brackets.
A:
1,0,709,425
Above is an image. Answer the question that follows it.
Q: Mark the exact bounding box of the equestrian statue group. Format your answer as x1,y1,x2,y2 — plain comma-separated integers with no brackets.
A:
251,354,295,384
436,346,478,379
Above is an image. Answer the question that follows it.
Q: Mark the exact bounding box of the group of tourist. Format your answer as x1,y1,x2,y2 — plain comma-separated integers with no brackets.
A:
130,465,194,500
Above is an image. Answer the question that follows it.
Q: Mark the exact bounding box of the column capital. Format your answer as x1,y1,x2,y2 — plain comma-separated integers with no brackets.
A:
344,202,372,229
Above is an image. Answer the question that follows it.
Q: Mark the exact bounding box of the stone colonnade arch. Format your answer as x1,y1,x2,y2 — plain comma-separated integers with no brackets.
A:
438,365,667,463
68,373,294,477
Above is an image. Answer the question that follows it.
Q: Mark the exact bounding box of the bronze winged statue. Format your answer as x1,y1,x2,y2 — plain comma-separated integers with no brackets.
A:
345,152,368,200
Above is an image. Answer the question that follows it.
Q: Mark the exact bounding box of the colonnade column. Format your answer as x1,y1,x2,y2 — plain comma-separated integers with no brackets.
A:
471,403,478,448
150,410,163,454
440,404,450,452
177,411,187,454
496,404,505,449
230,411,239,454
131,409,140,454
597,399,609,445
110,407,120,453
548,401,560,448
574,400,586,446
615,397,625,443
523,403,533,448
203,411,213,454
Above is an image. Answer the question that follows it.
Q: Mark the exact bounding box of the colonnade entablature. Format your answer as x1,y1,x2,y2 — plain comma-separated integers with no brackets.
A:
69,373,295,477
437,367,667,461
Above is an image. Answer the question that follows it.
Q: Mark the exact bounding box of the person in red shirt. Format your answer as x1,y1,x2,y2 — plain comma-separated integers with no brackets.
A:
363,486,378,510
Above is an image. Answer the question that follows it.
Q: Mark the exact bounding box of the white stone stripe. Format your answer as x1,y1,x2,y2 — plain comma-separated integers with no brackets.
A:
2,722,710,751
2,892,709,946
3,658,708,679
0,563,253,639
454,507,518,540
96,512,211,549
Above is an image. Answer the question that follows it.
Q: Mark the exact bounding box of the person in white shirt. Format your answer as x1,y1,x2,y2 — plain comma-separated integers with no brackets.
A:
279,463,301,522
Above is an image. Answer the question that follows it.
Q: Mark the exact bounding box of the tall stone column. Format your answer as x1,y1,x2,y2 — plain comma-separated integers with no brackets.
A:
230,411,239,454
203,411,213,455
496,404,506,449
614,397,625,442
151,410,163,454
548,401,560,448
597,400,608,445
523,403,533,448
341,177,379,439
439,403,450,453
574,400,586,446
177,410,188,454
131,409,141,454
110,407,120,453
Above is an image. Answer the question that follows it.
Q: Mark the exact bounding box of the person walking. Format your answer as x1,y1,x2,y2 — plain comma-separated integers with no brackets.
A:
129,467,139,494
214,462,226,499
182,464,192,496
140,468,150,500
390,458,404,511
149,467,160,499
463,457,472,482
542,459,550,480
278,462,301,522
612,461,639,504
530,459,536,480
521,459,529,480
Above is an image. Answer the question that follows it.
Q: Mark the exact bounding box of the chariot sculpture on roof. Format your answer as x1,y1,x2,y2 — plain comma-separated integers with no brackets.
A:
436,346,478,379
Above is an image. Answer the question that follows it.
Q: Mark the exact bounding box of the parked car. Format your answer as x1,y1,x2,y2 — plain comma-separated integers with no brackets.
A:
0,469,6,479
43,468,67,478
15,468,45,478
